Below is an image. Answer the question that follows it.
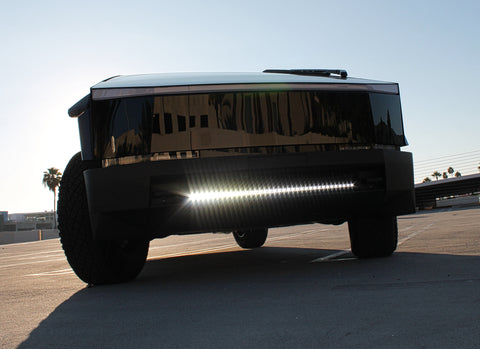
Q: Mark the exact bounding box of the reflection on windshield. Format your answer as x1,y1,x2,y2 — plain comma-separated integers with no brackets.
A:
93,91,405,159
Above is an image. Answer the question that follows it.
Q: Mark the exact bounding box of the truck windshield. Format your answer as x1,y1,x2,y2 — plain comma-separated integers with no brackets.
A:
92,90,406,159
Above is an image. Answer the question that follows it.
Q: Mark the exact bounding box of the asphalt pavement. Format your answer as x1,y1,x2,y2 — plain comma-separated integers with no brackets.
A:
1,207,479,348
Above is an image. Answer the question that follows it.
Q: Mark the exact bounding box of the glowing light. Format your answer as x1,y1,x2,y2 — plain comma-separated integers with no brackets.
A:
188,182,355,203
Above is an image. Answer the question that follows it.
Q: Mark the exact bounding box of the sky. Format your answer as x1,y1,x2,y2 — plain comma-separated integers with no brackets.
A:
0,0,479,213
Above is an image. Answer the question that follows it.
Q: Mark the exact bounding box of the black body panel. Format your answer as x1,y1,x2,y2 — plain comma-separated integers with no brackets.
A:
84,149,415,240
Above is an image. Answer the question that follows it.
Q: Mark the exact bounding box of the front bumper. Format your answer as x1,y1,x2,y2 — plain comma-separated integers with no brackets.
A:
84,149,415,240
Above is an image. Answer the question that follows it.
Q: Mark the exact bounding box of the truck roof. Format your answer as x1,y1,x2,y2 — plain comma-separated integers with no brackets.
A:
89,71,399,100
92,70,394,88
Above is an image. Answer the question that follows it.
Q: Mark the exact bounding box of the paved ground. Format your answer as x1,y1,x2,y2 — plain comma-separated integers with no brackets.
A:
1,207,479,348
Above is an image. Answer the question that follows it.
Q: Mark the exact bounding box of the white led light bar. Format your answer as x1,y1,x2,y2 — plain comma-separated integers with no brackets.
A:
188,182,355,203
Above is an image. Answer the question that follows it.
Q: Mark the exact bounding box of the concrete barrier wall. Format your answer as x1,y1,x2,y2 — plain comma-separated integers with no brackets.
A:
437,195,480,208
0,230,59,245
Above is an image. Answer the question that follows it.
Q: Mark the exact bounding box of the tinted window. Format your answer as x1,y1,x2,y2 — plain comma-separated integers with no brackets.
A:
92,91,405,159
92,96,153,158
369,93,405,146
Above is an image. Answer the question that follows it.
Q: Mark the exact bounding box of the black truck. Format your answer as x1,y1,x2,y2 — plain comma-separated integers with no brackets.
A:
58,69,415,284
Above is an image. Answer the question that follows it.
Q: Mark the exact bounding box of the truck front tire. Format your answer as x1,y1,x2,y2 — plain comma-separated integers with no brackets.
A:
233,228,268,248
58,153,149,285
348,216,398,258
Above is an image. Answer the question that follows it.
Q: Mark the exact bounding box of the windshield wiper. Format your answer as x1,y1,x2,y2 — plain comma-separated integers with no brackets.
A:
263,69,348,79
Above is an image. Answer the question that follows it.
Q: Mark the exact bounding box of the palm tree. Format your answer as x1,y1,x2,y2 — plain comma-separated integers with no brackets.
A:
432,171,442,181
447,167,454,177
42,168,62,229
423,177,432,183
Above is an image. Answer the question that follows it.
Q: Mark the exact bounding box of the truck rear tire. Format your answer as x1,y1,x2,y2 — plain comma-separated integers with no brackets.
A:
348,216,398,258
233,228,268,248
58,152,149,285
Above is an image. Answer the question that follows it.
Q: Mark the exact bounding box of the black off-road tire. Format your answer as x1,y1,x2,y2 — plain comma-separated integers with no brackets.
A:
348,216,398,258
58,152,149,285
233,228,268,248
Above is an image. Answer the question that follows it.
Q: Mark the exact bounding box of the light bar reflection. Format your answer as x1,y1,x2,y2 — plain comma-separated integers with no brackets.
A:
188,182,355,203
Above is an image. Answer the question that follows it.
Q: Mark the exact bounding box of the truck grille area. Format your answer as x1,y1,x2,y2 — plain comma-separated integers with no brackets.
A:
150,166,385,232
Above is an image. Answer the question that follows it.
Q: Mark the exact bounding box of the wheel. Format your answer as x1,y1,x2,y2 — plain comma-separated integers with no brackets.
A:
348,216,398,258
58,152,149,285
233,228,268,248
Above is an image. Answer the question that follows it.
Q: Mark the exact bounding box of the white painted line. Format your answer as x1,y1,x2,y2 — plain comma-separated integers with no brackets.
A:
26,268,74,277
398,223,434,246
399,225,415,232
310,222,434,263
148,243,239,260
267,229,329,243
148,229,328,252
0,258,67,269
14,253,66,262
0,250,64,260
148,228,333,261
332,257,357,262
300,228,331,234
310,250,351,263
0,238,60,247
148,236,233,250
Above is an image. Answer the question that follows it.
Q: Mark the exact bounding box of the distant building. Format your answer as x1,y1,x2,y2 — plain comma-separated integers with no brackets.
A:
0,211,55,231
0,211,7,230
